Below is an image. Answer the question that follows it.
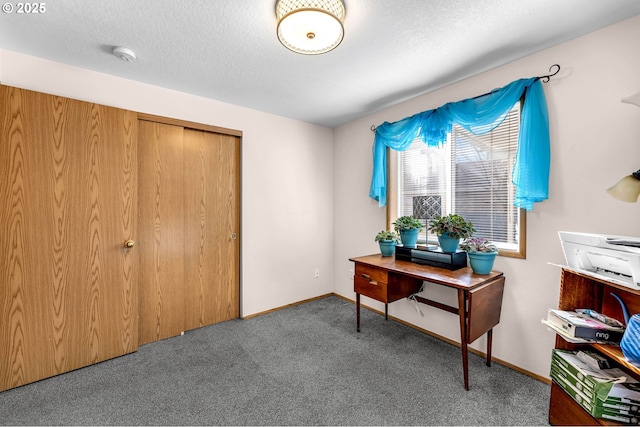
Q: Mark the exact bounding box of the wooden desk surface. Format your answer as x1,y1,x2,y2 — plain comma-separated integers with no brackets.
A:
349,254,503,290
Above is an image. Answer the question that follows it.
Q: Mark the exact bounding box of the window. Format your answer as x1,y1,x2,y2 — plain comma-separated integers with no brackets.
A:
388,102,525,258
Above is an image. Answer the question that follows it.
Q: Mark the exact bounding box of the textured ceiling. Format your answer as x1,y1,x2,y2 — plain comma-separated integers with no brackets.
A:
1,0,640,127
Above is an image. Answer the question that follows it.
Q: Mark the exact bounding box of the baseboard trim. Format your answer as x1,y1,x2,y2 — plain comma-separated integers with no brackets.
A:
241,293,334,320
242,292,550,385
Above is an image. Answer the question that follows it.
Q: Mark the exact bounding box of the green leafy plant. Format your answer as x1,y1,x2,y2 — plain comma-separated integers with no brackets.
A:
375,230,400,243
461,237,498,253
392,216,424,233
427,214,475,239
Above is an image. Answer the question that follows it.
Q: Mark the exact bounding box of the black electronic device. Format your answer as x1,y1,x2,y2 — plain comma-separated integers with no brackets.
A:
395,245,467,270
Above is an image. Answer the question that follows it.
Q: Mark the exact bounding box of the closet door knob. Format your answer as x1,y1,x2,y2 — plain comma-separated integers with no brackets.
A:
231,233,237,240
124,239,135,248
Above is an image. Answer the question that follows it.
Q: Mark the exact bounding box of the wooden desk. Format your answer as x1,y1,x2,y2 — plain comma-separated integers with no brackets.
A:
349,254,505,390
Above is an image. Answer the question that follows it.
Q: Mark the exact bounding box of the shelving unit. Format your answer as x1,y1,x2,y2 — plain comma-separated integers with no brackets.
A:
549,268,640,425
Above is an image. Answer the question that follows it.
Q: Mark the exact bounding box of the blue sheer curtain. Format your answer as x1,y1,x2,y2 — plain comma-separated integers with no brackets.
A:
369,77,550,211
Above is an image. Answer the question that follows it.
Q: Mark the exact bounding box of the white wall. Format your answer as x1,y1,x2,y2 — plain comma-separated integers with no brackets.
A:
0,49,335,317
333,15,640,379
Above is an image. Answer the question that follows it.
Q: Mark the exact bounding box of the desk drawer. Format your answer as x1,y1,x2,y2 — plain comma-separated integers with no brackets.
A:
354,264,388,284
354,275,387,302
354,264,388,301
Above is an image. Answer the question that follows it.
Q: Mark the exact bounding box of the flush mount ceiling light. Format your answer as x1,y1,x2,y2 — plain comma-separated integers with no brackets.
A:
276,0,345,55
112,46,136,62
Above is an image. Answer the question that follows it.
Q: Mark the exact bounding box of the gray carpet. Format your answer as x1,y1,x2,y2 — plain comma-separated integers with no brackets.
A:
0,295,550,425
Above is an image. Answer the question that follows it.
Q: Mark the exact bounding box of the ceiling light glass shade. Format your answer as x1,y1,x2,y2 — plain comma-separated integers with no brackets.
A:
276,0,345,55
606,170,640,203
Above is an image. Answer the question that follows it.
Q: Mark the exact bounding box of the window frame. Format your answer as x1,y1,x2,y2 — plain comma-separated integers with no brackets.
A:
386,118,527,259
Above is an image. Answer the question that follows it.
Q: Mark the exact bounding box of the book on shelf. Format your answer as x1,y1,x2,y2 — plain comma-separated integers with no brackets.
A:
552,350,632,401
551,368,639,423
552,350,640,424
544,309,625,344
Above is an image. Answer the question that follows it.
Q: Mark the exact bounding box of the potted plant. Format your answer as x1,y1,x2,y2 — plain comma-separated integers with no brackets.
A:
375,230,400,257
427,214,475,253
392,216,424,248
461,237,499,274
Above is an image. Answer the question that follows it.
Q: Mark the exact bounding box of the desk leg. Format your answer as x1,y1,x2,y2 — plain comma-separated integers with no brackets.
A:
486,329,493,367
385,303,388,320
458,289,469,391
356,293,361,333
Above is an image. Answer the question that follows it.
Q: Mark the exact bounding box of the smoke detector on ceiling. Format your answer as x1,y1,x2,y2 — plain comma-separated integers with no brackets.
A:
112,46,136,62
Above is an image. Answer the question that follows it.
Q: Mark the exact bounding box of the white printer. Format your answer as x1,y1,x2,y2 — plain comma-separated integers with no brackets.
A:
559,231,640,290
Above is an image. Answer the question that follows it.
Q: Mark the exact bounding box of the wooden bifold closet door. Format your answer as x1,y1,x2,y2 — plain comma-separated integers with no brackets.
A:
0,85,138,391
137,119,240,345
0,85,240,392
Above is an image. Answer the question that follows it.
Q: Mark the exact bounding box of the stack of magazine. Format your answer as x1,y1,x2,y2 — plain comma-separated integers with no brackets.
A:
552,350,640,424
543,308,625,344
